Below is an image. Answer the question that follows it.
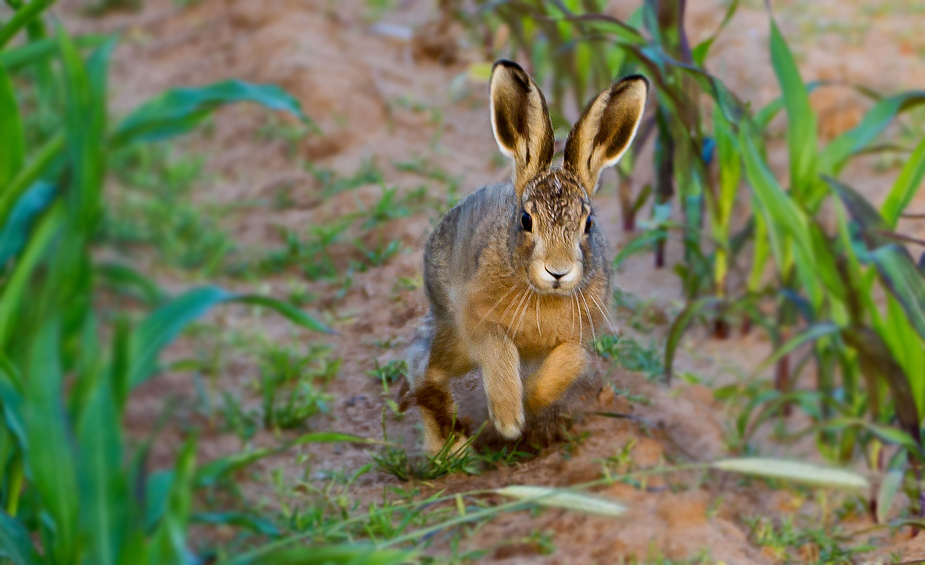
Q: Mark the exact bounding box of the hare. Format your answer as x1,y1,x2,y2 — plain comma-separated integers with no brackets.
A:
405,60,649,455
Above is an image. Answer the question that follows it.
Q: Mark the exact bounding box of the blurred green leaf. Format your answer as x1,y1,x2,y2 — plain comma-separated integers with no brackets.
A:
768,18,816,195
77,372,126,565
0,0,54,48
149,436,196,564
0,63,25,188
495,485,627,516
0,133,65,228
0,510,40,565
876,469,903,524
841,326,922,447
0,34,108,72
193,512,280,537
881,135,925,228
819,91,925,177
130,286,331,387
869,245,925,340
712,457,869,489
96,261,164,306
0,181,56,266
691,0,739,66
23,321,79,563
664,296,720,383
112,80,314,146
246,545,413,565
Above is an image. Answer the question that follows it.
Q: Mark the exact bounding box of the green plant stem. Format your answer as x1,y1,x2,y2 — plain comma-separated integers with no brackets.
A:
5,456,23,516
0,0,56,48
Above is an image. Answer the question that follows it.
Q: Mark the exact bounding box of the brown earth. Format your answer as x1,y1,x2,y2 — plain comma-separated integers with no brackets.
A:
56,0,925,562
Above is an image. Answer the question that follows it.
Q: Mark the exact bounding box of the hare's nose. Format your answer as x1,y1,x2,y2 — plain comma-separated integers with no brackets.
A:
545,266,571,280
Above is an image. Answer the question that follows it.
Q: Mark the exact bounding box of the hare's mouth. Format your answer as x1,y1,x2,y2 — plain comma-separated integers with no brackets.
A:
530,261,582,294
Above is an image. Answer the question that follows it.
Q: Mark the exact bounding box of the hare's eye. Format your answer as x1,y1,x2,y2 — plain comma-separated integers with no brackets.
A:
584,216,593,235
521,211,533,232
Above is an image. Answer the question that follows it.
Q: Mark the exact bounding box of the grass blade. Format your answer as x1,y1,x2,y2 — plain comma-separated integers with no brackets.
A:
664,296,720,383
246,545,413,565
495,485,627,517
711,458,869,489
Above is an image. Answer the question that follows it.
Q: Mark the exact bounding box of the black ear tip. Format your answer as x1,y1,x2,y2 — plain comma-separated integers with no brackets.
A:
493,59,524,72
611,74,650,98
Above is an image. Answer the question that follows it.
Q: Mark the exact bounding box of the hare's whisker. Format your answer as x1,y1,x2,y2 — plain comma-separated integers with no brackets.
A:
506,288,531,340
588,291,617,334
478,285,518,326
579,288,597,345
535,294,542,337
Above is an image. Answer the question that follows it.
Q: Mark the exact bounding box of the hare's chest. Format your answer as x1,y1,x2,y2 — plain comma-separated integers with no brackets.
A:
462,276,611,355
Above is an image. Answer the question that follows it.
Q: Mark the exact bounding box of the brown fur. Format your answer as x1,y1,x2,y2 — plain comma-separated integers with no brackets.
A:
406,61,649,455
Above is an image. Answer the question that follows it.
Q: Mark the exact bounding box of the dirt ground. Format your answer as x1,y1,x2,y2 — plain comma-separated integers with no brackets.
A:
58,0,925,562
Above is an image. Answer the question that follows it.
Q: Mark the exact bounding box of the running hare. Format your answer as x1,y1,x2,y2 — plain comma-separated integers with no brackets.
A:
406,60,648,455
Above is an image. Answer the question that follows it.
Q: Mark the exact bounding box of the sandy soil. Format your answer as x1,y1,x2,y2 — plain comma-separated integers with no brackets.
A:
56,0,925,562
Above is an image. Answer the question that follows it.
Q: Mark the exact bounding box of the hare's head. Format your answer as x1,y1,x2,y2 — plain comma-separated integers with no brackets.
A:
489,60,648,295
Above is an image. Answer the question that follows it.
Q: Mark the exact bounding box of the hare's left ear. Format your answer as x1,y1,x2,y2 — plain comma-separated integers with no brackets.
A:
490,60,555,196
563,75,649,194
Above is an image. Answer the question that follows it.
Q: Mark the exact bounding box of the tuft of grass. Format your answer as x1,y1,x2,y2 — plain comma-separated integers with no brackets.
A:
594,333,665,381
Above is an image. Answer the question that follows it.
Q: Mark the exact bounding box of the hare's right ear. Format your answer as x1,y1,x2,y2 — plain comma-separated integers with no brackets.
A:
490,60,554,196
563,75,649,195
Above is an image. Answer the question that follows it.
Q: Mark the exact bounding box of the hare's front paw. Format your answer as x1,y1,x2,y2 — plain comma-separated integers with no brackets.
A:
488,398,525,440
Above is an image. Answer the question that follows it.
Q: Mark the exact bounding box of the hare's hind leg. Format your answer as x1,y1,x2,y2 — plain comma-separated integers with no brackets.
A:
411,320,474,456
524,341,590,414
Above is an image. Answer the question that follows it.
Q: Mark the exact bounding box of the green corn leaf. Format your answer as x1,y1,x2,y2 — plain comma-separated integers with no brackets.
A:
0,203,62,348
247,545,413,565
841,326,922,446
613,228,666,270
0,0,55,48
77,373,126,565
23,321,79,563
824,175,895,250
96,261,164,306
754,81,823,134
751,323,841,377
1,34,108,72
664,296,721,383
869,245,925,340
819,91,925,177
691,0,739,66
129,286,331,387
881,135,925,228
111,80,314,147
192,512,280,537
0,511,41,565
740,128,815,274
712,458,869,489
876,469,903,524
0,132,65,228
149,437,197,564
0,62,25,189
495,485,627,516
0,181,56,266
768,18,817,195
59,30,112,231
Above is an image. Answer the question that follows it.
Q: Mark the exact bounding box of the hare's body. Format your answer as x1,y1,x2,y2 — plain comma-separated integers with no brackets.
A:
407,61,648,454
